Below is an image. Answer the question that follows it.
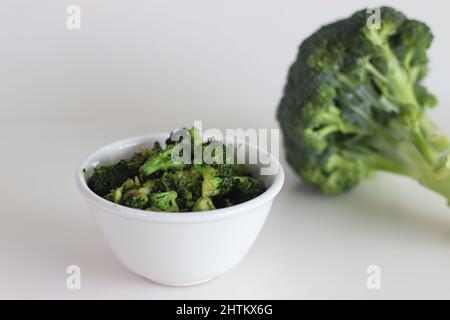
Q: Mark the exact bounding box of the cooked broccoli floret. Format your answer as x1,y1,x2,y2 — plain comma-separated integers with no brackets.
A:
104,187,122,204
161,169,202,209
200,165,233,197
230,176,266,203
139,127,202,176
193,196,216,212
212,195,235,208
277,6,450,203
104,177,142,204
122,180,155,209
150,191,180,212
87,161,133,197
138,144,185,176
87,148,150,196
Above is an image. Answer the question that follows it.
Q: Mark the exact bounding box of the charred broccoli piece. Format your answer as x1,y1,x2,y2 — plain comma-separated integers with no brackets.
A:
161,169,202,209
150,191,180,212
230,176,266,203
122,180,155,209
87,148,150,196
200,165,233,197
193,196,216,212
139,128,202,176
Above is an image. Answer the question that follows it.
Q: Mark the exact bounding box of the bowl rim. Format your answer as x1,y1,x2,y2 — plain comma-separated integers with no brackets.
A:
76,132,284,223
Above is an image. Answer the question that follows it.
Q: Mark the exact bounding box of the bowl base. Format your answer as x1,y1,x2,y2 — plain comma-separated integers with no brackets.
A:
145,276,217,287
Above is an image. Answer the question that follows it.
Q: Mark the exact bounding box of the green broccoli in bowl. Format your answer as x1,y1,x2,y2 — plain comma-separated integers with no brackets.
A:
87,128,266,212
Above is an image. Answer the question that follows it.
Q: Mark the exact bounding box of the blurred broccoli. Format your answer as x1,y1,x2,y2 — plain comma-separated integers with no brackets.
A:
277,7,450,203
87,127,267,212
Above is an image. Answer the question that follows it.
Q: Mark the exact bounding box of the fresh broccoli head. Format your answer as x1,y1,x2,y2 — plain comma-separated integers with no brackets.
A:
277,6,450,202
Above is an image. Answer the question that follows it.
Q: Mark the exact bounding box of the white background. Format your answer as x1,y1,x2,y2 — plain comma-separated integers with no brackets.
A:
2,0,450,299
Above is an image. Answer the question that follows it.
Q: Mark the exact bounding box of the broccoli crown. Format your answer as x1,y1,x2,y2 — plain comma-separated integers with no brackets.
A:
277,6,450,196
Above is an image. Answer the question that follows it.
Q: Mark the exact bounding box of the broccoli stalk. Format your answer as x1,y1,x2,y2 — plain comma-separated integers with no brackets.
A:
277,6,450,204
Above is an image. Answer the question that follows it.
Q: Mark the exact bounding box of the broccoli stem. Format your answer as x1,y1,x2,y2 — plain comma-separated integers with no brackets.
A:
402,147,450,204
336,46,450,204
369,126,450,204
416,164,450,204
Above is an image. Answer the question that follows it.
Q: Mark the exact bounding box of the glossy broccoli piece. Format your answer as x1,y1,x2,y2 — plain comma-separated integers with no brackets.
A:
104,177,142,203
161,168,202,209
122,180,155,209
139,128,202,176
277,6,450,203
200,165,233,197
87,146,151,197
138,144,184,176
150,191,180,212
193,196,216,212
104,187,122,204
230,176,266,203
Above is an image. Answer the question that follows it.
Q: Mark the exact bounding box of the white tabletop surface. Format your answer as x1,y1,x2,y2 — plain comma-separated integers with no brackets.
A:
2,0,450,299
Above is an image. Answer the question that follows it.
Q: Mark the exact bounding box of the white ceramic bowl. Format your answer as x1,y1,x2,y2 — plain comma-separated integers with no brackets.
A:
76,133,284,286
